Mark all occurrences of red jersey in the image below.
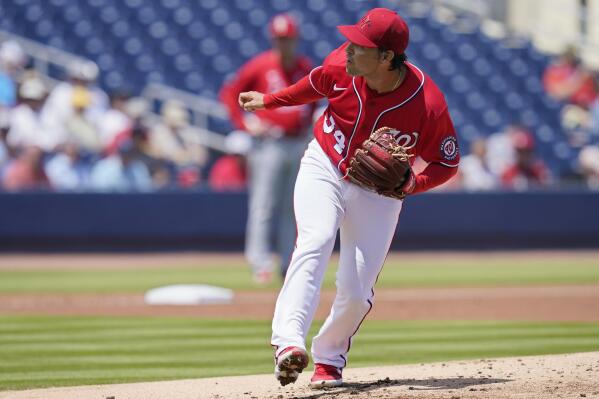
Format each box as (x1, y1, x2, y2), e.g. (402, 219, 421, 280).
(542, 62, 598, 108)
(220, 50, 314, 137)
(264, 43, 459, 194)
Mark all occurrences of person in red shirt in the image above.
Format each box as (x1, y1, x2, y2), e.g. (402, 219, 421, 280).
(240, 8, 460, 388)
(2, 146, 50, 191)
(501, 129, 550, 190)
(208, 131, 250, 191)
(220, 13, 315, 284)
(543, 46, 598, 108)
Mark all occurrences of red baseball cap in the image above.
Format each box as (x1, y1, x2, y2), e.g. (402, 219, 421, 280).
(337, 8, 409, 55)
(269, 13, 299, 38)
(513, 130, 535, 150)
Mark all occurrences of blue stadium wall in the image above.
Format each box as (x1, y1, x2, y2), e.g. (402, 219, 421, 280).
(0, 191, 597, 251)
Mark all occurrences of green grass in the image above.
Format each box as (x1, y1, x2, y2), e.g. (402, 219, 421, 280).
(0, 315, 598, 391)
(0, 257, 598, 293)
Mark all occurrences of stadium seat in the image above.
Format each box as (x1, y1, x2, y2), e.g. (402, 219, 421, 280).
(2, 0, 572, 176)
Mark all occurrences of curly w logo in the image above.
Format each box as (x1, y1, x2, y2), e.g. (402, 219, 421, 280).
(359, 16, 371, 30)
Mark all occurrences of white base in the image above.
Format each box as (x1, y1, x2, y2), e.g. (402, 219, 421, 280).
(144, 284, 234, 305)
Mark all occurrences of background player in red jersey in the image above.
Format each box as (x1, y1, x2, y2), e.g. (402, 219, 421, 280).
(220, 14, 314, 284)
(239, 8, 460, 388)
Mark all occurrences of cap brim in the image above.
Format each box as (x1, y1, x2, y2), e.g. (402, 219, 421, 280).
(337, 25, 378, 48)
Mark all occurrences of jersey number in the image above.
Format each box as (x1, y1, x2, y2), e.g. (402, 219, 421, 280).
(323, 115, 346, 154)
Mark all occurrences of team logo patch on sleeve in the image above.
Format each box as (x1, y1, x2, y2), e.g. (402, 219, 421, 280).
(440, 136, 459, 161)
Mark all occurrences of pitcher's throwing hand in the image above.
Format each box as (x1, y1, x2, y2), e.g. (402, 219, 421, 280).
(238, 91, 265, 112)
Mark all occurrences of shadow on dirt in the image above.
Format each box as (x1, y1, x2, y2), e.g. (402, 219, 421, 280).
(290, 376, 512, 398)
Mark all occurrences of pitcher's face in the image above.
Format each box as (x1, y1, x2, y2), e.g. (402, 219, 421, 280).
(345, 42, 383, 77)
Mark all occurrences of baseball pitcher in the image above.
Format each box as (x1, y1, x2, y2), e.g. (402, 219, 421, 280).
(239, 8, 460, 388)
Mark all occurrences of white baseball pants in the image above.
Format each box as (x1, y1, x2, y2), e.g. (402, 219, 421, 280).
(271, 139, 403, 369)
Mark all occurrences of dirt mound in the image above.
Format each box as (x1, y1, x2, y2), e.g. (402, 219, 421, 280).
(2, 352, 597, 399)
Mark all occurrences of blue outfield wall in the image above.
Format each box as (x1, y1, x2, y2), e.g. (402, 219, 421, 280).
(0, 191, 597, 251)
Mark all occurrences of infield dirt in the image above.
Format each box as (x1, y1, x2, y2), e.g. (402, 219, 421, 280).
(2, 351, 597, 399)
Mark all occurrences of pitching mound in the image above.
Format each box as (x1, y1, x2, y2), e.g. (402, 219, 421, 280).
(2, 352, 598, 399)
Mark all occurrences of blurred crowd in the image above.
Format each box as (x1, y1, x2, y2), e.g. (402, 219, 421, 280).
(441, 45, 599, 192)
(0, 40, 251, 193)
(449, 124, 551, 191)
(543, 46, 599, 189)
(1, 39, 598, 193)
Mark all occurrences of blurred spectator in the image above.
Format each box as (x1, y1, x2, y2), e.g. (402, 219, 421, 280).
(459, 137, 499, 191)
(128, 123, 174, 190)
(105, 97, 149, 153)
(45, 142, 90, 191)
(0, 40, 27, 108)
(543, 46, 598, 108)
(89, 139, 152, 192)
(209, 130, 251, 191)
(219, 13, 314, 281)
(501, 130, 551, 190)
(43, 61, 109, 135)
(64, 85, 102, 152)
(589, 96, 599, 138)
(561, 104, 593, 147)
(98, 91, 133, 148)
(108, 121, 165, 185)
(148, 100, 208, 168)
(578, 145, 599, 189)
(486, 124, 524, 177)
(0, 112, 10, 171)
(1, 146, 49, 191)
(7, 77, 61, 151)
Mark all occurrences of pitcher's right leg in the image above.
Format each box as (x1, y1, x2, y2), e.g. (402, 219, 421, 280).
(271, 140, 345, 385)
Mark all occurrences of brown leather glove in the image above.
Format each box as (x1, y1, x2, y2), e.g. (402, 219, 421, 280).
(347, 127, 415, 200)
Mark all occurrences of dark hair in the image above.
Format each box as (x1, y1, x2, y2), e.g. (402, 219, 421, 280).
(378, 48, 407, 71)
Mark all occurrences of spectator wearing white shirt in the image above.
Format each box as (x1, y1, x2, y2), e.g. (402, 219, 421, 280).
(7, 77, 62, 151)
(579, 145, 599, 189)
(148, 100, 208, 168)
(42, 61, 109, 140)
(459, 138, 499, 191)
(98, 91, 133, 148)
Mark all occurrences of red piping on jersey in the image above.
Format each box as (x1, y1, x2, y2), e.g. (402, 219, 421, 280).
(370, 63, 426, 133)
(438, 161, 459, 168)
(308, 66, 326, 96)
(337, 77, 363, 172)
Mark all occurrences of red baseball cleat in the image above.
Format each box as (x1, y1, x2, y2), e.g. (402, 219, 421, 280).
(274, 346, 309, 386)
(310, 363, 343, 388)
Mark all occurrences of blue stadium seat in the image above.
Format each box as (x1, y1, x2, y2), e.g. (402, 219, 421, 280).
(3, 0, 570, 176)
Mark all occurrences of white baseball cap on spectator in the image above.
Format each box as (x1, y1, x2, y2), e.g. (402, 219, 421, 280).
(124, 97, 149, 119)
(19, 78, 47, 100)
(0, 40, 27, 68)
(68, 61, 99, 82)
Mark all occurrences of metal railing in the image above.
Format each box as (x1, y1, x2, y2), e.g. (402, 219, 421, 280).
(140, 83, 230, 152)
(0, 29, 96, 83)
